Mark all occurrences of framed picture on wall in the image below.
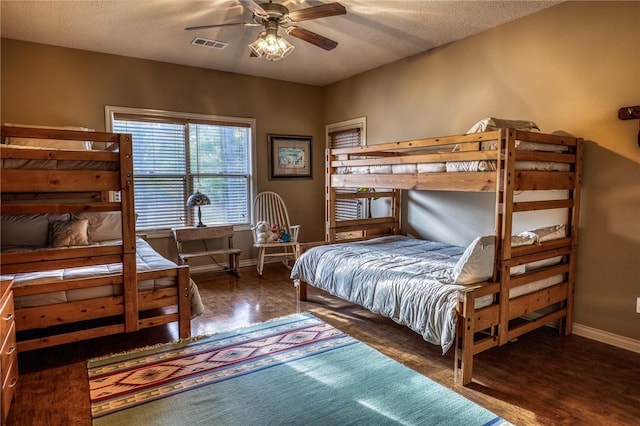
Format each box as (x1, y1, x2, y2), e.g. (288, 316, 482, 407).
(268, 134, 312, 179)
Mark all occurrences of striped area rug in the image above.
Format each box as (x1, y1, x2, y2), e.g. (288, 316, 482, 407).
(88, 312, 512, 425)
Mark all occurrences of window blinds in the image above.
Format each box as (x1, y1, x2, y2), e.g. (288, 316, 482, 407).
(112, 113, 251, 230)
(328, 128, 363, 221)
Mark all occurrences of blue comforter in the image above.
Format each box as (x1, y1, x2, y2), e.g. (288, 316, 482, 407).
(291, 235, 468, 353)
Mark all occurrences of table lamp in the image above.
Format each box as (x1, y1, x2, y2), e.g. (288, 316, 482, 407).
(186, 191, 211, 227)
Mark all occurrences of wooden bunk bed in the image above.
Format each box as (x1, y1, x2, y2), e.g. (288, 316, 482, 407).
(0, 125, 198, 352)
(292, 127, 583, 385)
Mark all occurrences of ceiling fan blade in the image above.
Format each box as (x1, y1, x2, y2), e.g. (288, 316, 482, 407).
(287, 2, 346, 22)
(185, 22, 259, 31)
(239, 0, 269, 19)
(286, 26, 338, 51)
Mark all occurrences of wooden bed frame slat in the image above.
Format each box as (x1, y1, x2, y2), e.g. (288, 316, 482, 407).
(507, 308, 568, 342)
(508, 282, 569, 320)
(0, 255, 125, 275)
(513, 171, 575, 191)
(13, 275, 124, 297)
(139, 313, 180, 330)
(0, 201, 122, 215)
(1, 244, 124, 264)
(16, 296, 126, 330)
(0, 169, 121, 192)
(1, 145, 120, 162)
(17, 324, 126, 352)
(138, 288, 180, 310)
(332, 172, 498, 192)
(330, 131, 502, 155)
(512, 199, 574, 212)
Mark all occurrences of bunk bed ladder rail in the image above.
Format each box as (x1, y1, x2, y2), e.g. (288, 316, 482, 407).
(494, 131, 583, 346)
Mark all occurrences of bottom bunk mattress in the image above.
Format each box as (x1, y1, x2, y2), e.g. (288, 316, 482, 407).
(291, 234, 565, 354)
(291, 235, 468, 353)
(4, 237, 204, 316)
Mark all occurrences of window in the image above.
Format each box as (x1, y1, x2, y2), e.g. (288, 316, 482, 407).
(106, 107, 255, 231)
(327, 118, 367, 221)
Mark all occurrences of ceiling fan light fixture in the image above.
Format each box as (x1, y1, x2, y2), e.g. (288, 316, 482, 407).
(249, 30, 294, 61)
(186, 2, 346, 58)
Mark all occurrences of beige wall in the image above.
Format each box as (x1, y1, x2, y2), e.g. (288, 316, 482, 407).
(1, 39, 328, 262)
(323, 1, 640, 340)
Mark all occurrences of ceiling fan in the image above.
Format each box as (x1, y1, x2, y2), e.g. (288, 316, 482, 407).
(186, 1, 347, 61)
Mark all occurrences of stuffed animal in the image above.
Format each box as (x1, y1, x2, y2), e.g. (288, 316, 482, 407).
(255, 220, 278, 243)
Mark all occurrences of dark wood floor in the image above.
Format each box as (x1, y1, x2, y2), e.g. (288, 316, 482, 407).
(6, 263, 640, 425)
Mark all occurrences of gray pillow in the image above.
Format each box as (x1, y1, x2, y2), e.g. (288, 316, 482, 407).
(48, 219, 90, 247)
(1, 214, 70, 249)
(77, 212, 122, 242)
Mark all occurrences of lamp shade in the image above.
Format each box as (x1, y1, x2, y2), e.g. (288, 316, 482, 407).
(186, 191, 211, 207)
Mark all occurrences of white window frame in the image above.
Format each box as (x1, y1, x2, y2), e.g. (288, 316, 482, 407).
(105, 105, 256, 235)
(326, 117, 367, 147)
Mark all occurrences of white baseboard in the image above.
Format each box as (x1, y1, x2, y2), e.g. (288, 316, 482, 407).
(573, 323, 640, 354)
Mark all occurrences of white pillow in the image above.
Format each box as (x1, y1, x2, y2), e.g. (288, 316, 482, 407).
(77, 212, 122, 242)
(453, 236, 494, 285)
(453, 234, 536, 284)
(467, 118, 540, 134)
(1, 214, 70, 249)
(518, 224, 566, 244)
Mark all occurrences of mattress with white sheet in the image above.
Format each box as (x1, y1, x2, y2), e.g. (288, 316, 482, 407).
(3, 237, 204, 316)
(1, 144, 118, 170)
(335, 139, 570, 175)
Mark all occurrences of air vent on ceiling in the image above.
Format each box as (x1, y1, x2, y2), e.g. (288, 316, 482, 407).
(191, 37, 228, 50)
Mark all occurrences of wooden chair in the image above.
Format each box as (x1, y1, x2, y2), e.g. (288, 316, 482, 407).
(172, 225, 241, 277)
(252, 191, 301, 276)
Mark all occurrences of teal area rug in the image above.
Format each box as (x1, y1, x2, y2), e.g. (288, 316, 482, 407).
(88, 312, 511, 425)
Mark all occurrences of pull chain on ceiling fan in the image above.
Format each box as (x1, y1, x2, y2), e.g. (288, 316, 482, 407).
(186, 1, 346, 61)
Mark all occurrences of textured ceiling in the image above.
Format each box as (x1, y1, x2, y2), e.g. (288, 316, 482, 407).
(1, 0, 560, 86)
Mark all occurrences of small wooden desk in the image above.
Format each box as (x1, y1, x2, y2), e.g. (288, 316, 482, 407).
(172, 225, 241, 277)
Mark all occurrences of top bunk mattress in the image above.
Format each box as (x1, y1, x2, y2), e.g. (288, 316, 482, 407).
(1, 124, 123, 171)
(335, 139, 570, 175)
(1, 144, 119, 171)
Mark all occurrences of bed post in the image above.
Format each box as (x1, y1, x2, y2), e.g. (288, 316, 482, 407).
(564, 138, 583, 335)
(455, 291, 475, 385)
(122, 253, 138, 333)
(497, 129, 517, 346)
(392, 188, 401, 235)
(296, 280, 308, 302)
(177, 266, 192, 339)
(325, 148, 335, 242)
(119, 133, 139, 333)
